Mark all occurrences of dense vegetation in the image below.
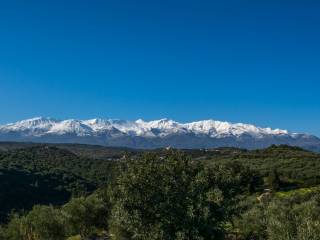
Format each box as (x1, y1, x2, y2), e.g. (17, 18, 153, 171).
(0, 145, 116, 222)
(0, 143, 320, 239)
(108, 153, 253, 240)
(211, 145, 320, 187)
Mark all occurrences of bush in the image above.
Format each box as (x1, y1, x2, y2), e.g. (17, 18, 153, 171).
(5, 205, 66, 240)
(109, 153, 244, 240)
(235, 191, 320, 240)
(2, 193, 110, 239)
(63, 194, 110, 238)
(266, 195, 320, 240)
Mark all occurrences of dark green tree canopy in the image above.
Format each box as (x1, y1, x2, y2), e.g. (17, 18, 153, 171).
(109, 152, 245, 240)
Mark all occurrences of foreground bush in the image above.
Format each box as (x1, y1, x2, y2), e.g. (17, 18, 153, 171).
(63, 193, 110, 238)
(235, 191, 320, 240)
(266, 195, 320, 240)
(109, 153, 245, 240)
(5, 205, 66, 240)
(3, 193, 109, 240)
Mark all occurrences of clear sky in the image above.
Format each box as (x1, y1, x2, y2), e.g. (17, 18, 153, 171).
(0, 0, 319, 136)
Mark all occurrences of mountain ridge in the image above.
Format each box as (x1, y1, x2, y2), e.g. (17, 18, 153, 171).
(0, 117, 319, 151)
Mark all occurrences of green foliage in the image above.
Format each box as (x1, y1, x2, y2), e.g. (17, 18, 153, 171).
(1, 143, 320, 239)
(0, 146, 116, 222)
(0, 168, 70, 223)
(4, 205, 66, 240)
(0, 142, 136, 160)
(266, 194, 320, 240)
(109, 152, 245, 240)
(234, 190, 320, 240)
(211, 145, 320, 188)
(267, 169, 281, 191)
(0, 146, 116, 189)
(2, 194, 110, 240)
(63, 193, 110, 238)
(0, 226, 6, 240)
(223, 161, 264, 193)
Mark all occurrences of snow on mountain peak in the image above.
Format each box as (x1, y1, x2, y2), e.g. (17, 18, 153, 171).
(48, 119, 92, 136)
(184, 120, 289, 137)
(0, 117, 293, 138)
(1, 117, 319, 150)
(2, 117, 56, 132)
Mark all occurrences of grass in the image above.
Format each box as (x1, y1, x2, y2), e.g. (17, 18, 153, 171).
(67, 236, 81, 240)
(276, 186, 320, 198)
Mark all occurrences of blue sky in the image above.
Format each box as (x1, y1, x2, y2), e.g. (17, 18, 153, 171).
(0, 0, 319, 136)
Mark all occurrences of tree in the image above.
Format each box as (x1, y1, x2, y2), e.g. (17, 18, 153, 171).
(0, 226, 6, 240)
(63, 194, 110, 238)
(266, 194, 320, 240)
(268, 169, 281, 191)
(224, 161, 263, 193)
(109, 152, 244, 240)
(234, 190, 320, 240)
(5, 205, 66, 240)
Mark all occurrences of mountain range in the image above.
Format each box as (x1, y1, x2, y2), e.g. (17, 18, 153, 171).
(0, 117, 319, 151)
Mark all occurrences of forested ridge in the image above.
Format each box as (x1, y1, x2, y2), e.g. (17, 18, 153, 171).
(0, 145, 116, 223)
(0, 143, 320, 239)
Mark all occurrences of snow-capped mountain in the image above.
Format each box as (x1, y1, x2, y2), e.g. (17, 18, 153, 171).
(0, 117, 319, 151)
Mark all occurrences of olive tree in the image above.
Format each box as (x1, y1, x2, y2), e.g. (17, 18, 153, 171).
(109, 152, 244, 240)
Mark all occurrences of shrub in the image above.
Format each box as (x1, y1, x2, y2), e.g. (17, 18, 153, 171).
(5, 205, 66, 240)
(109, 153, 244, 240)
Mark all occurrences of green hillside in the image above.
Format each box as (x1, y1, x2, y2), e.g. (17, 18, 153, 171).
(1, 143, 320, 239)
